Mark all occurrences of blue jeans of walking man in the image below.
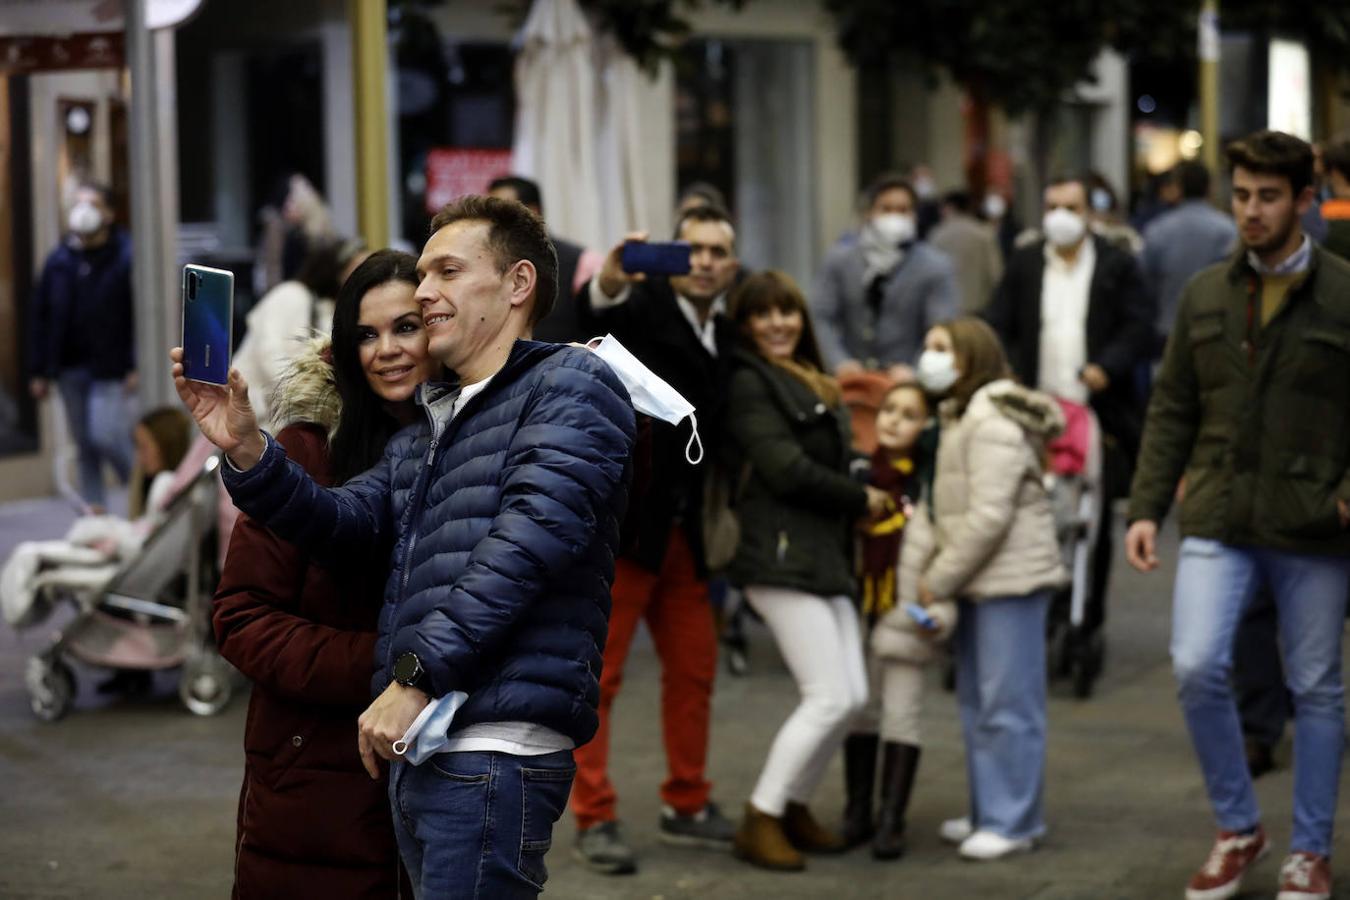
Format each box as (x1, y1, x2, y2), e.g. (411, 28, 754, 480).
(57, 367, 133, 507)
(1171, 537, 1349, 857)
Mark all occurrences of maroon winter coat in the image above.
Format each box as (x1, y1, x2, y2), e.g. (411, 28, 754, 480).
(214, 423, 407, 898)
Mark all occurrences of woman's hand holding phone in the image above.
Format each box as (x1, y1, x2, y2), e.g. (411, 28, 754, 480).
(169, 347, 265, 470)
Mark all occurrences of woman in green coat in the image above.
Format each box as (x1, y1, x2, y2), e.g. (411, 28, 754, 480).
(724, 271, 891, 871)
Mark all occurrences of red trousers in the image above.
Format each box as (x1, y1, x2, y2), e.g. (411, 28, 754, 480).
(571, 529, 718, 829)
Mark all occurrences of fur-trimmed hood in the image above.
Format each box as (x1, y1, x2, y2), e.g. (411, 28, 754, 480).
(942, 378, 1065, 439)
(268, 335, 341, 435)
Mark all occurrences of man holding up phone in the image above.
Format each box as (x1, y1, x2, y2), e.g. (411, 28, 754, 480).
(570, 204, 741, 874)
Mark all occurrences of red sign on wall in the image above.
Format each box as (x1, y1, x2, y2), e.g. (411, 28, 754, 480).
(424, 148, 514, 214)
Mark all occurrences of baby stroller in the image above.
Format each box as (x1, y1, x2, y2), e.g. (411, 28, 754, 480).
(19, 455, 234, 721)
(1043, 398, 1105, 699)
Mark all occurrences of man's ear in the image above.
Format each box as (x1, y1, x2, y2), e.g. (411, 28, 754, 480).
(506, 259, 537, 311)
(1295, 184, 1316, 218)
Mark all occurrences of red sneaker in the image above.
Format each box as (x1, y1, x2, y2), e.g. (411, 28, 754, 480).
(1184, 827, 1269, 900)
(1277, 852, 1331, 900)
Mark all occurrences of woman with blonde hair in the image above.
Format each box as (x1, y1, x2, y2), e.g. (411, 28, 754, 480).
(722, 270, 891, 871)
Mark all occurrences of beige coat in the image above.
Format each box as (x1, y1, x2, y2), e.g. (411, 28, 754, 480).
(922, 379, 1068, 602)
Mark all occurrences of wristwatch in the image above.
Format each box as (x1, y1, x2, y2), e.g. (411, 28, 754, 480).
(393, 652, 426, 690)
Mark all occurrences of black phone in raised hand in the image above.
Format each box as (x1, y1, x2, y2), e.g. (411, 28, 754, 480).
(620, 241, 692, 276)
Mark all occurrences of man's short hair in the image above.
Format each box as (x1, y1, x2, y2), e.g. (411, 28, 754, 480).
(76, 181, 114, 207)
(1045, 173, 1090, 202)
(1321, 133, 1350, 183)
(488, 175, 543, 213)
(864, 172, 916, 209)
(1171, 161, 1211, 200)
(429, 195, 558, 325)
(674, 203, 737, 248)
(1226, 130, 1314, 197)
(678, 181, 728, 211)
(942, 190, 972, 214)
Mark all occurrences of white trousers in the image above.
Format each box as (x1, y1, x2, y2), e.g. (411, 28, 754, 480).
(744, 587, 868, 816)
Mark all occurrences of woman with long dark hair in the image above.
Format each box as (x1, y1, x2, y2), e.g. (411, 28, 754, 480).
(214, 249, 440, 897)
(722, 271, 890, 871)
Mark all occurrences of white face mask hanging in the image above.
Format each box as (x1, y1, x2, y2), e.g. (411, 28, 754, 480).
(589, 334, 704, 465)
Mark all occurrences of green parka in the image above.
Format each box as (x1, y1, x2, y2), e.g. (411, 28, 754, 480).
(1128, 244, 1350, 554)
(724, 348, 868, 596)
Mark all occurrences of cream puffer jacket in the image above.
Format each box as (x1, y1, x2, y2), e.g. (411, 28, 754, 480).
(920, 379, 1068, 602)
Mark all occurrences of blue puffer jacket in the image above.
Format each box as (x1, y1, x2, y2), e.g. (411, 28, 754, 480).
(223, 341, 635, 745)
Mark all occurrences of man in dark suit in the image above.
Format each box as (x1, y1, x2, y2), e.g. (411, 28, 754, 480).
(569, 205, 741, 874)
(985, 175, 1155, 662)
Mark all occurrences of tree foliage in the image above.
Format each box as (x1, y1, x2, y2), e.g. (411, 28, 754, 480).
(824, 0, 1350, 116)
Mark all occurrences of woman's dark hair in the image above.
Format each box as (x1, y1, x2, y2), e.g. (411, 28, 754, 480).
(328, 249, 424, 484)
(729, 270, 828, 371)
(296, 235, 367, 301)
(729, 270, 840, 406)
(941, 316, 1014, 413)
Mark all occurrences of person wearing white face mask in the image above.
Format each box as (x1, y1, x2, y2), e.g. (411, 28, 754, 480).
(984, 174, 1155, 695)
(811, 173, 960, 383)
(911, 318, 1067, 861)
(27, 182, 136, 510)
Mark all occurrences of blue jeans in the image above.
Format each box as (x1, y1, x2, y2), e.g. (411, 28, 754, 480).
(1171, 537, 1349, 856)
(56, 368, 133, 507)
(954, 590, 1050, 841)
(390, 750, 575, 899)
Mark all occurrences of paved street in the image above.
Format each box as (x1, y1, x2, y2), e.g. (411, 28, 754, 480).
(0, 496, 1347, 899)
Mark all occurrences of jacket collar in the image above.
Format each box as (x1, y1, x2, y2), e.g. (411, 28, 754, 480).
(733, 345, 834, 420)
(414, 339, 561, 411)
(1226, 239, 1325, 285)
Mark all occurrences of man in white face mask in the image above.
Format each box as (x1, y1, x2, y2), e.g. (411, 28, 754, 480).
(27, 182, 136, 510)
(811, 173, 959, 382)
(984, 174, 1155, 685)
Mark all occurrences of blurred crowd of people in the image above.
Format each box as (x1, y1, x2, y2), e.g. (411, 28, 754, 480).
(15, 123, 1350, 899)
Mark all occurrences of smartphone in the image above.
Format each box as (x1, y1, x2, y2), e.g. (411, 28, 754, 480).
(180, 264, 234, 386)
(620, 241, 692, 276)
(904, 603, 937, 630)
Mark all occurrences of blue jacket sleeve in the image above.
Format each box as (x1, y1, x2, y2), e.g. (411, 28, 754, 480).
(221, 430, 395, 563)
(389, 354, 636, 697)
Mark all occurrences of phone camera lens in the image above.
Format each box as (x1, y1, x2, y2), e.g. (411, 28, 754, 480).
(187, 271, 199, 300)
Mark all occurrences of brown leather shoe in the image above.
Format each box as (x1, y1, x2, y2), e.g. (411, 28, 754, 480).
(783, 802, 847, 854)
(733, 804, 806, 871)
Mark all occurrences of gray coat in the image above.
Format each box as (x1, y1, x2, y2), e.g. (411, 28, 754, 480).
(810, 240, 960, 370)
(1141, 200, 1236, 338)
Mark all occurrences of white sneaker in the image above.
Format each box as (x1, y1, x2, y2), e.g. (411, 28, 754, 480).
(939, 817, 973, 844)
(959, 829, 1036, 861)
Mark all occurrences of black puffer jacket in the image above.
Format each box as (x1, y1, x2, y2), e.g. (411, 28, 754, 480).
(724, 348, 868, 597)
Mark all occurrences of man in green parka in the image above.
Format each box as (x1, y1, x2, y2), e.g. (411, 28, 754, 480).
(1125, 130, 1350, 900)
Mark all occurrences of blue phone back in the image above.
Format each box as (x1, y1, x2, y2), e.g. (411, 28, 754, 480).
(620, 241, 692, 276)
(181, 265, 234, 385)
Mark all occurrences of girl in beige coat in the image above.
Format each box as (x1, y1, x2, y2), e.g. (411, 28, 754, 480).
(880, 317, 1066, 862)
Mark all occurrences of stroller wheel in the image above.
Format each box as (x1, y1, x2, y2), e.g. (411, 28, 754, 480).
(1071, 631, 1105, 700)
(180, 653, 233, 716)
(26, 655, 76, 722)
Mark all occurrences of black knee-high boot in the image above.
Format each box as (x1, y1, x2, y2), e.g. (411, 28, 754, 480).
(840, 733, 879, 848)
(872, 742, 921, 860)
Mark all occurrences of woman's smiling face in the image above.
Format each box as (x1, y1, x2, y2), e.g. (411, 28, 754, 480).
(356, 280, 438, 404)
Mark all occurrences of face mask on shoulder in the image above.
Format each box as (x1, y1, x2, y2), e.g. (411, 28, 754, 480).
(590, 334, 704, 465)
